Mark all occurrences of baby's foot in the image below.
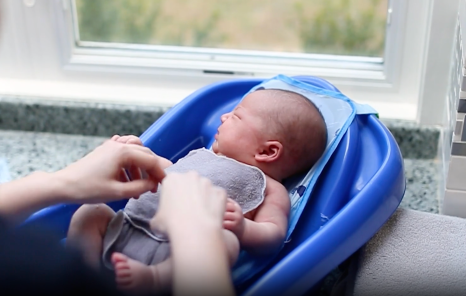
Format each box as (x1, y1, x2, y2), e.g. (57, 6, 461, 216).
(111, 252, 160, 295)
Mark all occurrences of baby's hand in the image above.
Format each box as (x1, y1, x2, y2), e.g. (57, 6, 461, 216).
(223, 198, 245, 238)
(111, 135, 143, 146)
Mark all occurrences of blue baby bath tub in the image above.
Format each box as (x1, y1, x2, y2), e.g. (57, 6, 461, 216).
(24, 76, 405, 296)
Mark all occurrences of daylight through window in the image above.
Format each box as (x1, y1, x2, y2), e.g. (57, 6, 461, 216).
(74, 0, 388, 60)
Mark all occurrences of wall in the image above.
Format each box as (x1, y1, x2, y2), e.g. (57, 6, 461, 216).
(443, 0, 466, 216)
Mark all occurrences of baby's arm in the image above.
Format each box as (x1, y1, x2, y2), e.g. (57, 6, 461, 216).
(224, 177, 290, 256)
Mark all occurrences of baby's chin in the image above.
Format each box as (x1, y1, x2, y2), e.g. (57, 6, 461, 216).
(211, 142, 224, 156)
(211, 140, 219, 153)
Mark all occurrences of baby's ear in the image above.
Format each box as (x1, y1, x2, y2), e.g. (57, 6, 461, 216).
(255, 141, 283, 163)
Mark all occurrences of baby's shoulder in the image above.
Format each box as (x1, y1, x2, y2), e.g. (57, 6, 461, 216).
(264, 175, 287, 192)
(264, 176, 289, 207)
(252, 175, 290, 221)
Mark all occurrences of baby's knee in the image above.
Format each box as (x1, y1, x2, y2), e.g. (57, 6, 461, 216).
(71, 204, 115, 227)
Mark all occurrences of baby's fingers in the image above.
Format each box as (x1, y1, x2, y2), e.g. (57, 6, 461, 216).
(223, 220, 236, 230)
(119, 135, 143, 146)
(223, 212, 238, 221)
(225, 201, 237, 212)
(117, 135, 142, 145)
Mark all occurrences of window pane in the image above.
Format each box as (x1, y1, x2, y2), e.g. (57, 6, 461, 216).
(75, 0, 388, 58)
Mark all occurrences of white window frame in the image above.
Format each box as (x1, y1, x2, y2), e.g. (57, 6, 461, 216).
(0, 0, 458, 125)
(67, 0, 385, 78)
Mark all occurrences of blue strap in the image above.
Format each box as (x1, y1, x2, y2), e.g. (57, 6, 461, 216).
(355, 102, 378, 116)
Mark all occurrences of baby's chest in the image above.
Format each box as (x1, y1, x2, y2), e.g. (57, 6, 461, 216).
(244, 208, 258, 220)
(169, 153, 266, 213)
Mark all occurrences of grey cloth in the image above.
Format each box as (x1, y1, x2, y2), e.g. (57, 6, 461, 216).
(102, 211, 170, 269)
(346, 208, 466, 296)
(125, 148, 266, 227)
(102, 148, 266, 268)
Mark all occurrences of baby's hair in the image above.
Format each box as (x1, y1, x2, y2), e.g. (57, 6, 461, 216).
(255, 89, 327, 176)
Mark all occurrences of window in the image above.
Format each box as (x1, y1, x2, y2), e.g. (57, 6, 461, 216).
(0, 0, 458, 124)
(71, 0, 387, 75)
(74, 0, 387, 56)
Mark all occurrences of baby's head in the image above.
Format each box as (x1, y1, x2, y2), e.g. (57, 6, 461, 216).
(212, 88, 327, 181)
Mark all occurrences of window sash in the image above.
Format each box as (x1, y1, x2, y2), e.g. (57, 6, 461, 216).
(68, 0, 388, 78)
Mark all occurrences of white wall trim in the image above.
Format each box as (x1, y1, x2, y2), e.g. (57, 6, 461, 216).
(417, 0, 459, 125)
(0, 0, 458, 124)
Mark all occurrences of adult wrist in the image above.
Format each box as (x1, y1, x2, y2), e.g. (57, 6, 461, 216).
(48, 169, 78, 203)
(169, 219, 222, 241)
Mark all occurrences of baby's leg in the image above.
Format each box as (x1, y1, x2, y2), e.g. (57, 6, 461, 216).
(111, 230, 239, 295)
(67, 203, 116, 268)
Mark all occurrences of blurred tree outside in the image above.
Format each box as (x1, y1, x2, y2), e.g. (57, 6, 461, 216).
(75, 0, 387, 57)
(76, 0, 160, 43)
(294, 0, 387, 56)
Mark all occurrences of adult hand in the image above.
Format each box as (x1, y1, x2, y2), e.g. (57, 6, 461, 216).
(111, 134, 148, 181)
(150, 171, 227, 237)
(56, 139, 166, 204)
(0, 137, 166, 224)
(150, 171, 234, 296)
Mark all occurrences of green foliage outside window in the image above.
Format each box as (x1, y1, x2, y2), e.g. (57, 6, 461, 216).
(76, 0, 387, 57)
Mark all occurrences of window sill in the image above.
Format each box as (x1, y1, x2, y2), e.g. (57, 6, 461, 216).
(0, 78, 417, 121)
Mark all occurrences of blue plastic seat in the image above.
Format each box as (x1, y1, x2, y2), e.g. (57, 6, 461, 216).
(24, 76, 405, 295)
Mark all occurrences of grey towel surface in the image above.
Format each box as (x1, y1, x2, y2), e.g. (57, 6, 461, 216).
(124, 148, 266, 226)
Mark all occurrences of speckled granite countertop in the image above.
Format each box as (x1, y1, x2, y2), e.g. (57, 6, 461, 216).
(0, 130, 442, 214)
(0, 129, 443, 296)
(0, 96, 440, 159)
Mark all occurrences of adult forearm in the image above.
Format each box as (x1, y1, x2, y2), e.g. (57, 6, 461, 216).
(0, 171, 69, 224)
(0, 139, 166, 225)
(170, 225, 234, 296)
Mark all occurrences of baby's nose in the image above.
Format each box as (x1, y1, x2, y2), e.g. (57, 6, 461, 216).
(220, 112, 230, 122)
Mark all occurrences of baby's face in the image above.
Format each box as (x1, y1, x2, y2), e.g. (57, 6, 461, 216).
(212, 92, 267, 164)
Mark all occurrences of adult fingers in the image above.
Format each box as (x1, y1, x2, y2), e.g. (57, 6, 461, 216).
(115, 142, 157, 156)
(150, 214, 166, 235)
(127, 137, 143, 146)
(119, 168, 130, 183)
(112, 179, 156, 199)
(208, 186, 228, 221)
(120, 148, 166, 182)
(127, 165, 143, 181)
(212, 187, 227, 205)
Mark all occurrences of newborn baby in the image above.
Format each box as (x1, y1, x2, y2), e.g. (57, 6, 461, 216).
(67, 88, 327, 295)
